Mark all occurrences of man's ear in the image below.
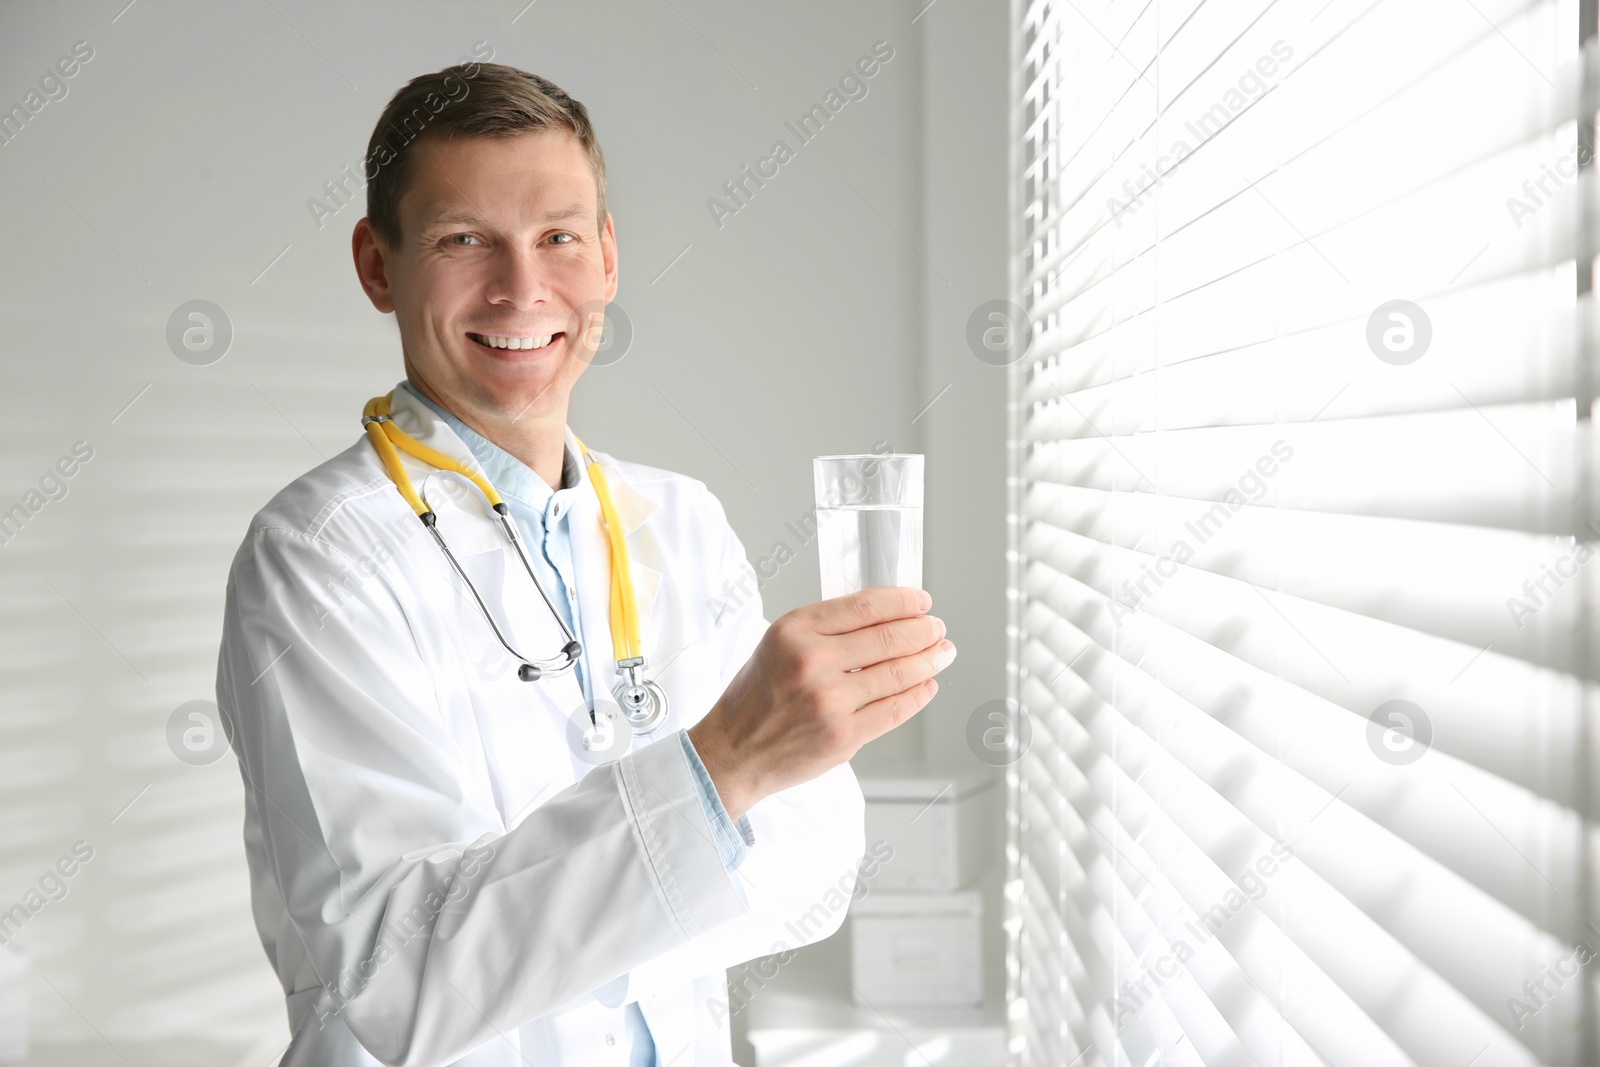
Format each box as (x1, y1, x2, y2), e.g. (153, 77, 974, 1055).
(600, 211, 619, 304)
(352, 217, 396, 313)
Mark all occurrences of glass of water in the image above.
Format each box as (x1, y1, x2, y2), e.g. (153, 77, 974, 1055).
(813, 454, 923, 600)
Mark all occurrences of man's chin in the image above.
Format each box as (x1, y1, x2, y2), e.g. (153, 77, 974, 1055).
(466, 369, 577, 424)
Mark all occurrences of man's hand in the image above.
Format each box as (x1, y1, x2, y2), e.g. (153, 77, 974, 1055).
(686, 588, 956, 822)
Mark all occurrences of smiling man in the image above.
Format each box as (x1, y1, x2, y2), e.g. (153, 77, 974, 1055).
(216, 63, 956, 1066)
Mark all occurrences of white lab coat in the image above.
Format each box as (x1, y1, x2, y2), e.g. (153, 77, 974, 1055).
(215, 383, 866, 1066)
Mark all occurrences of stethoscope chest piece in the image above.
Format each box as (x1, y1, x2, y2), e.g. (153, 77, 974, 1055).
(613, 658, 669, 733)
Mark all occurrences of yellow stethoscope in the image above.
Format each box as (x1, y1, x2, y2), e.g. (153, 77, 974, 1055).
(361, 391, 668, 734)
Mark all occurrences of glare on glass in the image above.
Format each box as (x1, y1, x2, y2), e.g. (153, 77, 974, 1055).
(813, 454, 924, 600)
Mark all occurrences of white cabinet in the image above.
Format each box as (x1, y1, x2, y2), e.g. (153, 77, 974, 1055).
(850, 889, 983, 1007)
(860, 770, 996, 891)
(741, 886, 1005, 1067)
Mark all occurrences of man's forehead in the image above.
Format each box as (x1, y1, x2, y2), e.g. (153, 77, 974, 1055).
(409, 129, 585, 178)
(404, 135, 599, 229)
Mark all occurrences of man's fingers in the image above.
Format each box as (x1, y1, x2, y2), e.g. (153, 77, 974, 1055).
(840, 614, 946, 672)
(847, 639, 956, 710)
(852, 676, 940, 744)
(809, 587, 929, 636)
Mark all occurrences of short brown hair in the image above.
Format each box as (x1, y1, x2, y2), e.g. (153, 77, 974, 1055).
(363, 62, 607, 246)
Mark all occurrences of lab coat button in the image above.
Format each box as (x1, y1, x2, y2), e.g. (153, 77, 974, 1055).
(605, 1032, 616, 1046)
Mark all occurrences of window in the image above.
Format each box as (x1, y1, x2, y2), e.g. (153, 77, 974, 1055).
(1007, 0, 1592, 1063)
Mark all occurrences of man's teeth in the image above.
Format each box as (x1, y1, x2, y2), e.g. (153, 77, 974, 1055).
(473, 333, 555, 350)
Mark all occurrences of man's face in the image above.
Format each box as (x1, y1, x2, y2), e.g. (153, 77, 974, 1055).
(355, 129, 617, 424)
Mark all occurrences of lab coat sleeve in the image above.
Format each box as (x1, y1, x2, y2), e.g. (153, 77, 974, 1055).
(681, 731, 751, 903)
(619, 490, 868, 1005)
(217, 523, 749, 1067)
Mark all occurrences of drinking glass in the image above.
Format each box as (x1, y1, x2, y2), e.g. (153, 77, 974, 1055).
(813, 454, 924, 600)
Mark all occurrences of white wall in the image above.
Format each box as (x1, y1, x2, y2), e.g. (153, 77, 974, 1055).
(0, 0, 1005, 1054)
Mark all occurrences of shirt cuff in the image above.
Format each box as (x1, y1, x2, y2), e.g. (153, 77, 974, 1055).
(679, 728, 755, 872)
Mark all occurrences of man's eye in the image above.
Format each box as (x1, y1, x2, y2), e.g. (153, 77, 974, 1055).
(446, 233, 481, 246)
(549, 232, 574, 245)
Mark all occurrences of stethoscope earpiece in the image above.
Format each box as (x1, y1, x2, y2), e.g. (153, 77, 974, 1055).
(520, 641, 584, 682)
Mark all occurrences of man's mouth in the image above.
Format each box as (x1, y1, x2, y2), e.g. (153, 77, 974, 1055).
(467, 332, 563, 352)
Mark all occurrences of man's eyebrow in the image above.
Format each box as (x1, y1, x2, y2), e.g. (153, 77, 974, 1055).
(420, 204, 593, 228)
(539, 204, 592, 223)
(421, 209, 485, 228)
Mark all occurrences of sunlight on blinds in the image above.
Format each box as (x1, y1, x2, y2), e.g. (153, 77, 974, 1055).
(1006, 0, 1591, 1064)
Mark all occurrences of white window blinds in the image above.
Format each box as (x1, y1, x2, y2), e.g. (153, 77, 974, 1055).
(1005, 0, 1593, 1064)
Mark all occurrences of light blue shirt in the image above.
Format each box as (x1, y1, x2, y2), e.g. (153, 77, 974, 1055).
(400, 381, 751, 1065)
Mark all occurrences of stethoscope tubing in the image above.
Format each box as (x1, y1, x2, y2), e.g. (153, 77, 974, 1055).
(363, 391, 669, 734)
(417, 474, 582, 682)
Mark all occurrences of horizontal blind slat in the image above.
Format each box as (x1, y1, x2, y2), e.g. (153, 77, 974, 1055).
(1025, 620, 1562, 1063)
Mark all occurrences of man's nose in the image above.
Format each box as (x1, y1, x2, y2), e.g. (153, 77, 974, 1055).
(485, 246, 555, 309)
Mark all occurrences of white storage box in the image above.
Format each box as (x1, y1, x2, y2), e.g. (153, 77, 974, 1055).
(860, 770, 995, 891)
(849, 889, 982, 1006)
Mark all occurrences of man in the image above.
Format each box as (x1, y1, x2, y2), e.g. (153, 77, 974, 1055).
(216, 62, 956, 1066)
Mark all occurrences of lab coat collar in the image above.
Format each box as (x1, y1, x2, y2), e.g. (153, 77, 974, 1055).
(384, 381, 486, 480)
(584, 446, 657, 537)
(397, 380, 583, 515)
(386, 381, 657, 535)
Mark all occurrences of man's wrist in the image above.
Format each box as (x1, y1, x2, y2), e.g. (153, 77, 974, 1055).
(686, 719, 755, 823)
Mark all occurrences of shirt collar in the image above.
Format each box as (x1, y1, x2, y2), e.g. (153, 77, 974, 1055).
(399, 380, 580, 511)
